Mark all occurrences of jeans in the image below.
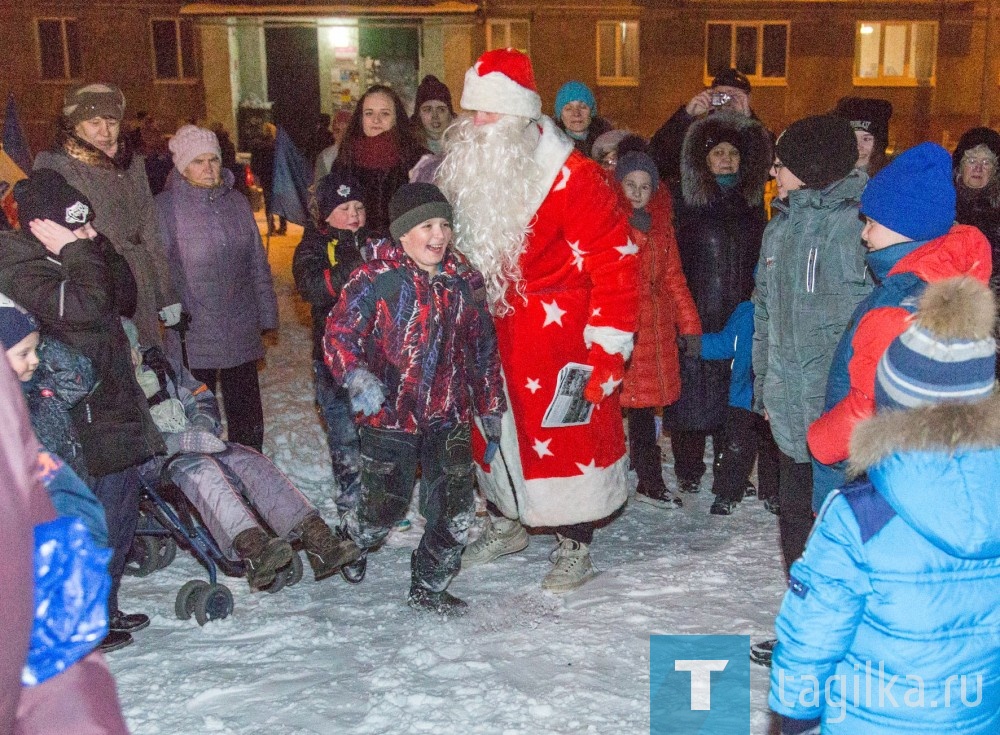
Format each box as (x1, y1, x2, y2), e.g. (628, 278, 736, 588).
(192, 361, 264, 452)
(91, 466, 142, 613)
(314, 360, 362, 518)
(345, 424, 474, 592)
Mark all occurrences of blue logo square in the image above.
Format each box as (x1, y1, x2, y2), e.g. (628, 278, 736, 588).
(650, 635, 750, 734)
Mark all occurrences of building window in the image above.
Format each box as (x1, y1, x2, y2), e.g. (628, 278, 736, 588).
(854, 21, 937, 86)
(486, 20, 530, 55)
(151, 19, 197, 80)
(596, 21, 639, 87)
(705, 21, 788, 85)
(36, 18, 83, 80)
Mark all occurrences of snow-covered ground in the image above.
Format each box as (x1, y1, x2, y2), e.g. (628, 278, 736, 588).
(110, 221, 785, 734)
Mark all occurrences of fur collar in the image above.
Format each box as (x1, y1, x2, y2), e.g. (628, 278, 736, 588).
(525, 116, 575, 220)
(848, 393, 1000, 476)
(57, 128, 134, 170)
(680, 110, 772, 209)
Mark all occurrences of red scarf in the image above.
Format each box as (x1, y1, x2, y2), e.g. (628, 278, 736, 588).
(354, 131, 401, 170)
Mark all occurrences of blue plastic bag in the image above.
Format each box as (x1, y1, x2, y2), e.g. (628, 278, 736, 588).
(21, 516, 111, 687)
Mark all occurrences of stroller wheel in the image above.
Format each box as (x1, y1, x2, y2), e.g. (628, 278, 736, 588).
(156, 538, 178, 570)
(285, 552, 304, 587)
(176, 580, 209, 620)
(125, 536, 160, 577)
(194, 583, 234, 626)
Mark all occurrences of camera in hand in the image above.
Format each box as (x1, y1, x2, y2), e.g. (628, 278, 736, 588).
(711, 91, 733, 107)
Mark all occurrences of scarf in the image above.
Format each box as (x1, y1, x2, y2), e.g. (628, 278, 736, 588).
(715, 173, 740, 190)
(630, 208, 651, 233)
(354, 131, 401, 171)
(58, 128, 134, 170)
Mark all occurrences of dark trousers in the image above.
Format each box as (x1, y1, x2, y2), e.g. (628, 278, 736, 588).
(483, 500, 597, 545)
(92, 466, 142, 613)
(627, 407, 666, 493)
(670, 428, 724, 484)
(777, 451, 814, 575)
(712, 408, 780, 502)
(313, 360, 361, 518)
(348, 424, 474, 592)
(192, 361, 264, 453)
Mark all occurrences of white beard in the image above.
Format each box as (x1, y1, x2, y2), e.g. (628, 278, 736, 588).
(435, 115, 543, 316)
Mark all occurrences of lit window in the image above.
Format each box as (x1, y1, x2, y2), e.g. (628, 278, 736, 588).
(705, 21, 788, 85)
(596, 21, 639, 87)
(151, 19, 197, 80)
(486, 20, 530, 55)
(854, 21, 937, 86)
(36, 18, 82, 80)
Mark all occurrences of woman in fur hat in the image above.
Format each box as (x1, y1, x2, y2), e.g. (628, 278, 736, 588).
(953, 127, 1000, 296)
(661, 110, 771, 495)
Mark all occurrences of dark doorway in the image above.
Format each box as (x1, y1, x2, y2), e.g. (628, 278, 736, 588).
(264, 26, 321, 151)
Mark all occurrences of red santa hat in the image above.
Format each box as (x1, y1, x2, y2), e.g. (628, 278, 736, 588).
(460, 48, 542, 120)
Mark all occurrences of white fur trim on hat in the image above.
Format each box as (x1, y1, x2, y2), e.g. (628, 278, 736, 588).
(168, 124, 222, 174)
(460, 66, 542, 120)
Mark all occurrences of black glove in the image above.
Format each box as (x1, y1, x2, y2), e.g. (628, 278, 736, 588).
(677, 334, 702, 358)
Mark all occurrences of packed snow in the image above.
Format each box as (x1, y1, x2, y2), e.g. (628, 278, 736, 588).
(109, 221, 785, 734)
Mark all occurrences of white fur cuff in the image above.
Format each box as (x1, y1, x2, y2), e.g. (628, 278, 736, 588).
(584, 325, 634, 360)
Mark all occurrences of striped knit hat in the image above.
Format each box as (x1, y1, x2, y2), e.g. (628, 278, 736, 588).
(875, 277, 997, 411)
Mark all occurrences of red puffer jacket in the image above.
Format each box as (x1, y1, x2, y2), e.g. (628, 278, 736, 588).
(621, 188, 702, 408)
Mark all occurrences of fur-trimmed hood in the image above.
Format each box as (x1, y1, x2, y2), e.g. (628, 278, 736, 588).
(848, 393, 1000, 558)
(680, 110, 772, 208)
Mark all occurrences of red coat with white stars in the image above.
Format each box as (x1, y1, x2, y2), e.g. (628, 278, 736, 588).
(472, 118, 639, 527)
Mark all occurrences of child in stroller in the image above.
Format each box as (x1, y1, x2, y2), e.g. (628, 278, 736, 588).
(125, 320, 357, 589)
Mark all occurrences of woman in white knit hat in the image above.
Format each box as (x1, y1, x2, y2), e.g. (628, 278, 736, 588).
(154, 124, 278, 453)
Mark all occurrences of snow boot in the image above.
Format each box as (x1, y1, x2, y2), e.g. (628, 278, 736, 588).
(678, 478, 701, 494)
(233, 526, 294, 591)
(710, 498, 739, 516)
(341, 552, 367, 584)
(750, 638, 777, 667)
(635, 483, 683, 509)
(541, 535, 595, 593)
(297, 515, 361, 582)
(99, 630, 133, 653)
(461, 514, 528, 568)
(110, 610, 150, 633)
(407, 552, 468, 618)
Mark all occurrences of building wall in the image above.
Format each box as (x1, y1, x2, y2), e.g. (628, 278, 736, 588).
(480, 0, 1000, 151)
(0, 1, 206, 155)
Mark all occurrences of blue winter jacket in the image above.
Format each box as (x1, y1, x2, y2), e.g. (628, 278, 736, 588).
(770, 396, 1000, 734)
(700, 300, 754, 411)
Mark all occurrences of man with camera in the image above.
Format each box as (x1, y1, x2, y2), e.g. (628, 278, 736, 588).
(649, 68, 757, 193)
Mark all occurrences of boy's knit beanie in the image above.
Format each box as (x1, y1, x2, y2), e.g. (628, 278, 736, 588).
(0, 294, 39, 349)
(388, 183, 453, 242)
(875, 277, 996, 411)
(316, 167, 366, 219)
(13, 169, 96, 229)
(616, 151, 660, 193)
(555, 81, 596, 118)
(774, 115, 857, 189)
(861, 142, 956, 242)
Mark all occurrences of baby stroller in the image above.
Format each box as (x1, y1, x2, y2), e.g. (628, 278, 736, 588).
(126, 455, 305, 625)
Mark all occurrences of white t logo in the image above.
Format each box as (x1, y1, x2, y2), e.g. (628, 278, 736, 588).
(674, 659, 729, 710)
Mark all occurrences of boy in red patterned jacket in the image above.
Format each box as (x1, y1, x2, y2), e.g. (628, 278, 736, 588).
(324, 183, 506, 617)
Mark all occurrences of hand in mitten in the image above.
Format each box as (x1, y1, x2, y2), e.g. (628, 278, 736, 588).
(345, 368, 387, 417)
(158, 303, 183, 327)
(676, 334, 702, 358)
(176, 430, 226, 455)
(583, 345, 626, 404)
(480, 415, 502, 464)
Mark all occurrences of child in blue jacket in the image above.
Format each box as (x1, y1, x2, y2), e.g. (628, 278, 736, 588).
(695, 299, 780, 515)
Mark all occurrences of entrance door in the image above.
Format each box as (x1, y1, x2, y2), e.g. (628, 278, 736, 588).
(264, 26, 321, 151)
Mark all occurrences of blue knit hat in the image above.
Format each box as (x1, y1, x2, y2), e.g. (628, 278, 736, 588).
(875, 277, 996, 411)
(555, 81, 596, 119)
(0, 294, 39, 349)
(861, 142, 956, 242)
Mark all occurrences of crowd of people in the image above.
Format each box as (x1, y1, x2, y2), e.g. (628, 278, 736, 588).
(2, 50, 1000, 734)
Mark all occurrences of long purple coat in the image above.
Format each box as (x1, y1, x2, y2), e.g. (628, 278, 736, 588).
(155, 168, 278, 369)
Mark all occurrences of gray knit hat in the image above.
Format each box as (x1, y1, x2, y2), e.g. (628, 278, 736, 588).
(388, 183, 453, 242)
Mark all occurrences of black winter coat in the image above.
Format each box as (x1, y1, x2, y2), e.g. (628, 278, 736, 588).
(956, 184, 1000, 293)
(0, 231, 164, 477)
(292, 223, 368, 362)
(556, 116, 613, 160)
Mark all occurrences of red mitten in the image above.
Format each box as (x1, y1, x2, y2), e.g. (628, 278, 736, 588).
(583, 345, 626, 404)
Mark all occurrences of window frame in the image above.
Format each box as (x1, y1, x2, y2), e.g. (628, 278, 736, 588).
(485, 18, 530, 55)
(150, 17, 198, 83)
(853, 20, 938, 87)
(35, 17, 82, 82)
(595, 20, 639, 88)
(703, 20, 789, 87)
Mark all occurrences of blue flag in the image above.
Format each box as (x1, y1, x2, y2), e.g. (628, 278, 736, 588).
(271, 126, 309, 226)
(3, 93, 32, 174)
